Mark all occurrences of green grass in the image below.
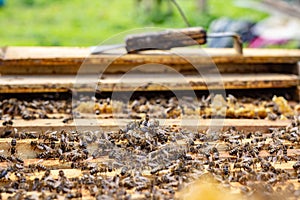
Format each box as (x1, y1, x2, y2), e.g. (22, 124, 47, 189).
(0, 0, 269, 46)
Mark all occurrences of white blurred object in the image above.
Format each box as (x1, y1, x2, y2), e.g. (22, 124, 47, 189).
(236, 0, 300, 41)
(253, 16, 300, 40)
(236, 0, 300, 18)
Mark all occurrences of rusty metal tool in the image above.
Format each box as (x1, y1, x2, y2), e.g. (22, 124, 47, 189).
(91, 27, 243, 55)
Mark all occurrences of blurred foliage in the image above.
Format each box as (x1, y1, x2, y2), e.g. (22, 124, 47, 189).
(0, 0, 269, 46)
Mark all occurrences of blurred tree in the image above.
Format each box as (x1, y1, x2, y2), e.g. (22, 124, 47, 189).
(0, 0, 5, 7)
(135, 0, 173, 23)
(197, 0, 208, 13)
(23, 0, 35, 6)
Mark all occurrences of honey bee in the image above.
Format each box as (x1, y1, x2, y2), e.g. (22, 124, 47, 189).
(2, 119, 13, 126)
(2, 130, 12, 138)
(121, 166, 130, 176)
(28, 163, 47, 172)
(293, 161, 300, 170)
(0, 154, 8, 162)
(65, 193, 82, 199)
(222, 163, 230, 177)
(0, 169, 9, 179)
(9, 138, 17, 155)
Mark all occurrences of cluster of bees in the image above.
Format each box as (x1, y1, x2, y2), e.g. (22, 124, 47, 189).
(0, 98, 72, 121)
(126, 95, 299, 120)
(0, 95, 299, 123)
(0, 115, 300, 199)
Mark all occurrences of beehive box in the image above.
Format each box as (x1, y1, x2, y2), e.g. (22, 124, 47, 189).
(0, 47, 300, 199)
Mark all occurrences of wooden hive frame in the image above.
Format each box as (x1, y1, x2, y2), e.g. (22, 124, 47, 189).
(0, 47, 299, 98)
(0, 46, 300, 199)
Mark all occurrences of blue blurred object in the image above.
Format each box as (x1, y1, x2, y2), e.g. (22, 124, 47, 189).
(0, 0, 5, 7)
(207, 17, 256, 48)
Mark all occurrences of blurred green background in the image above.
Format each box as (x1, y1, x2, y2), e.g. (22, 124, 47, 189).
(0, 0, 268, 46)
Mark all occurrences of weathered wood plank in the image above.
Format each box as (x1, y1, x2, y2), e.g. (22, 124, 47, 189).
(0, 190, 95, 200)
(0, 63, 297, 75)
(0, 153, 298, 172)
(0, 73, 297, 93)
(0, 118, 291, 133)
(0, 118, 294, 160)
(0, 157, 297, 181)
(2, 47, 300, 64)
(1, 47, 300, 75)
